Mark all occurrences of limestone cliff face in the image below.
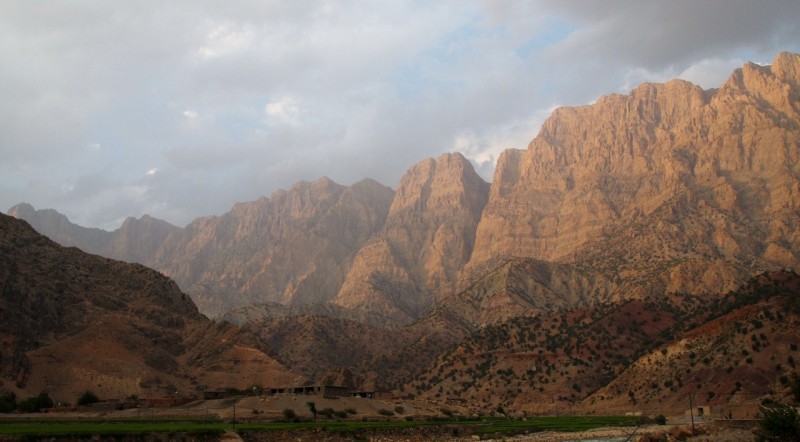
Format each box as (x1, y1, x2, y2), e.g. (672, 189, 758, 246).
(10, 178, 394, 316)
(334, 152, 489, 324)
(465, 52, 800, 297)
(157, 177, 394, 315)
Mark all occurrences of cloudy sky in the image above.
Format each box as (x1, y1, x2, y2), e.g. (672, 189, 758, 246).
(2, 1, 799, 229)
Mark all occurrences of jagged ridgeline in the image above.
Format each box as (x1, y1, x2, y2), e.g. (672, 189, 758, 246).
(3, 51, 800, 414)
(11, 52, 800, 325)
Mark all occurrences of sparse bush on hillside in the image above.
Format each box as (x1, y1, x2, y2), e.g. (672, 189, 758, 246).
(282, 408, 297, 421)
(792, 372, 800, 403)
(16, 391, 53, 413)
(0, 392, 16, 413)
(77, 390, 99, 406)
(306, 401, 316, 421)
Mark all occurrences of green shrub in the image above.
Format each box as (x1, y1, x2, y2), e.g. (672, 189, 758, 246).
(654, 414, 667, 425)
(377, 408, 394, 416)
(0, 392, 16, 413)
(756, 404, 800, 441)
(282, 408, 296, 420)
(394, 405, 405, 414)
(77, 391, 100, 406)
(792, 372, 800, 403)
(17, 392, 53, 413)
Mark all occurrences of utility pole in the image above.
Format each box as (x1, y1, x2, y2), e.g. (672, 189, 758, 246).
(688, 394, 695, 436)
(232, 403, 236, 431)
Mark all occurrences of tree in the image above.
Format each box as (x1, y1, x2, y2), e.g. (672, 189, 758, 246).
(0, 392, 16, 413)
(78, 391, 100, 406)
(282, 408, 297, 421)
(306, 401, 317, 421)
(17, 392, 53, 413)
(756, 404, 800, 441)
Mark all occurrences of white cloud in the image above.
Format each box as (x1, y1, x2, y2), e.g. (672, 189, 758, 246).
(677, 57, 745, 89)
(197, 21, 255, 60)
(265, 97, 302, 126)
(146, 168, 159, 176)
(1, 1, 799, 228)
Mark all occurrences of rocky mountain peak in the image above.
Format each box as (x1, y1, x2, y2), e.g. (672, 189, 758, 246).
(333, 153, 489, 324)
(465, 52, 800, 298)
(8, 52, 800, 327)
(389, 152, 487, 222)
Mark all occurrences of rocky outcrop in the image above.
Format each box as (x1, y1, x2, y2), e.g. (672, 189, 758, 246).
(333, 152, 489, 324)
(463, 51, 800, 299)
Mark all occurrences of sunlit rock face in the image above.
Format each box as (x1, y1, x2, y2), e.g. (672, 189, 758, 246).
(463, 52, 800, 300)
(334, 152, 489, 324)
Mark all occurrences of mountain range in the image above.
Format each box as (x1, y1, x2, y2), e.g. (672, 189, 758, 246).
(4, 51, 800, 414)
(11, 52, 800, 326)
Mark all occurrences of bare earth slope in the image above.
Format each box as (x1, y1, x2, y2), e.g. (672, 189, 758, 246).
(404, 271, 800, 416)
(0, 213, 297, 402)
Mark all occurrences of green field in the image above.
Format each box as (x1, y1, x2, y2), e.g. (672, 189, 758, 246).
(0, 415, 642, 439)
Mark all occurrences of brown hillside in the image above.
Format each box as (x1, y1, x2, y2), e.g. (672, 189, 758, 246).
(0, 213, 297, 403)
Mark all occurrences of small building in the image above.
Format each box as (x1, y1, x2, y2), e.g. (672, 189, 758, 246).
(139, 396, 194, 408)
(203, 390, 229, 400)
(685, 405, 711, 418)
(352, 391, 392, 400)
(268, 385, 350, 397)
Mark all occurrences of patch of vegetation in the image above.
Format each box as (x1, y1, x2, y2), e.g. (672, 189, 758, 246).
(0, 415, 642, 439)
(16, 391, 54, 413)
(282, 408, 297, 421)
(77, 390, 100, 406)
(756, 404, 800, 441)
(0, 392, 16, 413)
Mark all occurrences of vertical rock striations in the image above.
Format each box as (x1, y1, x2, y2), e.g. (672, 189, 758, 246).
(464, 51, 800, 298)
(334, 152, 489, 324)
(157, 177, 395, 315)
